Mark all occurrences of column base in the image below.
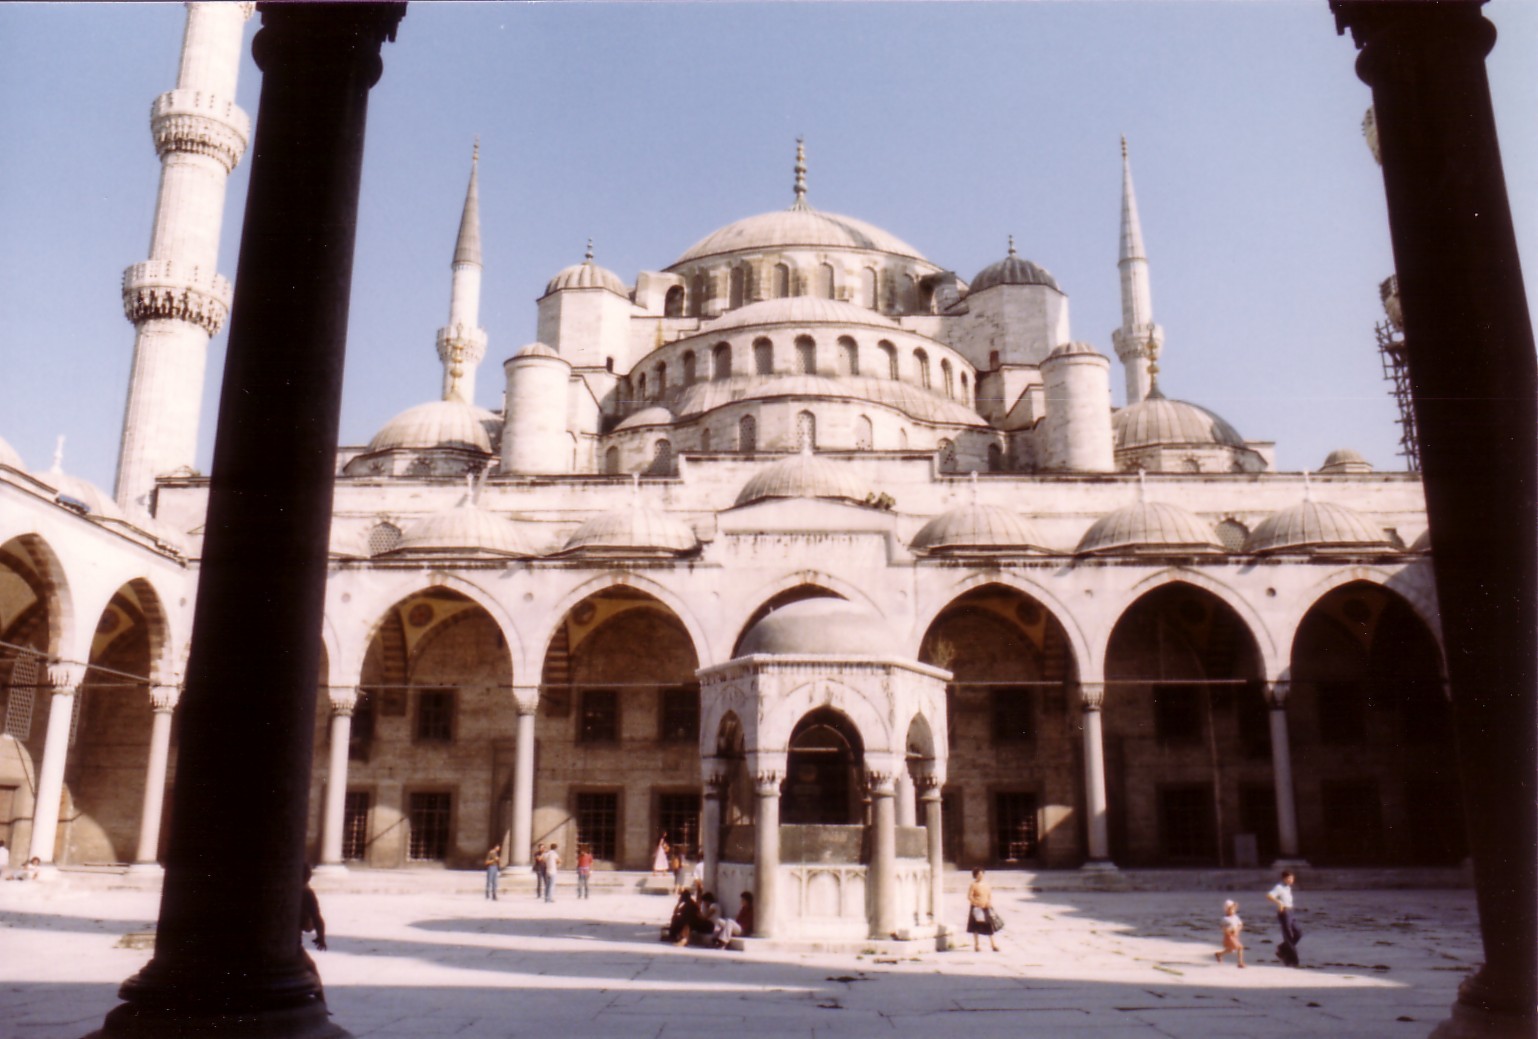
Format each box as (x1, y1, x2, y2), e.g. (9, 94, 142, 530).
(1427, 999, 1536, 1039)
(311, 863, 349, 877)
(1269, 858, 1310, 870)
(125, 862, 165, 877)
(87, 1000, 350, 1039)
(1079, 859, 1118, 873)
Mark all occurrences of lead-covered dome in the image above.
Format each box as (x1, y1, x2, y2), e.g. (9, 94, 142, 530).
(735, 451, 873, 508)
(737, 598, 895, 657)
(542, 246, 628, 298)
(1243, 500, 1391, 554)
(614, 406, 674, 431)
(368, 400, 495, 454)
(394, 502, 537, 557)
(1113, 388, 1245, 451)
(704, 296, 902, 335)
(970, 241, 1061, 294)
(1319, 448, 1373, 474)
(39, 465, 122, 519)
(561, 506, 698, 556)
(911, 504, 1052, 554)
(674, 207, 928, 267)
(1077, 501, 1224, 555)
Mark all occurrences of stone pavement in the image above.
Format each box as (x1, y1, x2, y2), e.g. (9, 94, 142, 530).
(0, 874, 1480, 1038)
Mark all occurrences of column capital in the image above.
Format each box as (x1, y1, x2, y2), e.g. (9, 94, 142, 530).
(149, 684, 182, 712)
(46, 661, 87, 692)
(914, 769, 944, 795)
(512, 686, 540, 715)
(700, 757, 729, 789)
(1076, 681, 1106, 711)
(864, 770, 898, 796)
(326, 686, 359, 716)
(1264, 681, 1292, 709)
(753, 771, 783, 796)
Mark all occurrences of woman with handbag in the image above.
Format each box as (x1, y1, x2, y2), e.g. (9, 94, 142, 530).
(966, 868, 1001, 951)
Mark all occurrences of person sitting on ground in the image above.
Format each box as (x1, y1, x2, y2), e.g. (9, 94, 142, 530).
(663, 888, 708, 945)
(704, 892, 744, 948)
(16, 857, 41, 882)
(734, 891, 755, 938)
(1215, 899, 1245, 968)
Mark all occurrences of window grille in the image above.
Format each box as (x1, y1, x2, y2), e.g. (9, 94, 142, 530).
(738, 416, 757, 454)
(3, 651, 38, 740)
(367, 522, 403, 556)
(658, 793, 701, 860)
(343, 791, 371, 860)
(575, 791, 619, 861)
(796, 412, 816, 452)
(994, 792, 1039, 861)
(578, 689, 619, 743)
(408, 792, 451, 861)
(659, 686, 699, 743)
(415, 690, 455, 742)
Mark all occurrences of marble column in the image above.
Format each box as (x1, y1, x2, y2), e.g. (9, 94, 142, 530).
(316, 688, 357, 873)
(895, 769, 917, 827)
(1264, 682, 1304, 865)
(700, 758, 726, 894)
(919, 778, 945, 927)
(1078, 683, 1115, 869)
(867, 769, 898, 939)
(510, 689, 538, 867)
(129, 682, 181, 873)
(27, 662, 86, 867)
(752, 769, 783, 939)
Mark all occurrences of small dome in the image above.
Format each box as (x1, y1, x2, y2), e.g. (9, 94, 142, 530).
(395, 502, 537, 557)
(0, 436, 24, 471)
(737, 598, 896, 657)
(1077, 501, 1224, 555)
(673, 208, 928, 266)
(39, 467, 122, 519)
(614, 406, 674, 430)
(703, 296, 902, 335)
(511, 341, 563, 360)
(1045, 341, 1103, 362)
(735, 452, 873, 508)
(970, 242, 1061, 294)
(1113, 391, 1245, 451)
(368, 400, 494, 455)
(911, 504, 1052, 554)
(543, 254, 628, 298)
(1319, 448, 1373, 475)
(1243, 500, 1391, 554)
(562, 507, 698, 556)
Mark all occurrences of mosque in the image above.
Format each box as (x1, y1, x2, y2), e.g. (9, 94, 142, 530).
(0, 4, 1462, 940)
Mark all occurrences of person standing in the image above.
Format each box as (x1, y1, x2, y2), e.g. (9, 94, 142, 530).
(484, 844, 502, 901)
(1214, 899, 1246, 968)
(532, 843, 547, 900)
(0, 839, 9, 881)
(542, 842, 561, 903)
(576, 844, 593, 899)
(652, 834, 671, 875)
(1266, 870, 1302, 967)
(966, 868, 1000, 952)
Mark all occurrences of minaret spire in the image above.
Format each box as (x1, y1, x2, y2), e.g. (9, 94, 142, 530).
(1110, 136, 1165, 405)
(791, 137, 810, 211)
(113, 2, 253, 518)
(438, 140, 489, 404)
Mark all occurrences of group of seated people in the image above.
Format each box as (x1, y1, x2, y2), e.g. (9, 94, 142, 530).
(662, 887, 754, 948)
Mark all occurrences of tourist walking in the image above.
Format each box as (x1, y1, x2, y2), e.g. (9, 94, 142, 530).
(532, 843, 547, 900)
(966, 868, 1001, 952)
(1214, 899, 1246, 967)
(1266, 870, 1302, 966)
(542, 843, 561, 902)
(484, 844, 502, 900)
(576, 844, 593, 899)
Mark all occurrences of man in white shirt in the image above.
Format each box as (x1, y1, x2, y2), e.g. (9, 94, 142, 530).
(1266, 870, 1302, 966)
(542, 844, 561, 903)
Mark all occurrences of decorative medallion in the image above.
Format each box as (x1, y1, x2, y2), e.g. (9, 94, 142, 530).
(407, 602, 435, 628)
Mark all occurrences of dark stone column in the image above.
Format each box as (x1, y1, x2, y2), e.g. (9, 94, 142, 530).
(1332, 4, 1536, 1036)
(91, 5, 402, 1038)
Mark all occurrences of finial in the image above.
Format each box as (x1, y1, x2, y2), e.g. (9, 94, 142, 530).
(1007, 234, 1017, 258)
(791, 137, 809, 210)
(1121, 135, 1128, 161)
(1302, 469, 1313, 502)
(51, 434, 65, 472)
(1136, 467, 1147, 502)
(1145, 328, 1161, 390)
(472, 137, 480, 164)
(584, 238, 594, 264)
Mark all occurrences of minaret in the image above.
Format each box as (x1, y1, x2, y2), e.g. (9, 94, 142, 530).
(1110, 137, 1165, 405)
(791, 137, 810, 212)
(114, 2, 253, 518)
(437, 142, 489, 404)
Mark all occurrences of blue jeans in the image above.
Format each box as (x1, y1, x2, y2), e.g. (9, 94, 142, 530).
(534, 871, 545, 899)
(485, 865, 499, 900)
(544, 873, 556, 902)
(577, 871, 590, 899)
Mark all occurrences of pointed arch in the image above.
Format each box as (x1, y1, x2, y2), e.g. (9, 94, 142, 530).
(910, 572, 1090, 684)
(529, 571, 710, 679)
(724, 571, 883, 662)
(1102, 569, 1280, 681)
(341, 571, 524, 687)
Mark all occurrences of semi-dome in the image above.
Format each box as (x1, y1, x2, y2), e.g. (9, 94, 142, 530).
(1243, 500, 1391, 554)
(673, 207, 928, 267)
(614, 406, 674, 431)
(368, 400, 495, 455)
(542, 247, 629, 298)
(1077, 501, 1224, 555)
(561, 507, 698, 556)
(511, 341, 563, 360)
(970, 241, 1061, 294)
(38, 464, 122, 519)
(911, 504, 1052, 554)
(737, 598, 896, 657)
(1319, 448, 1373, 474)
(1113, 390, 1245, 450)
(735, 451, 873, 508)
(703, 296, 902, 335)
(395, 502, 537, 557)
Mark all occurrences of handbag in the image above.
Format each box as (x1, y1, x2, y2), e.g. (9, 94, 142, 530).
(988, 907, 1005, 932)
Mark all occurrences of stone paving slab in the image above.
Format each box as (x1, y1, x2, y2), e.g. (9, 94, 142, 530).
(0, 879, 1480, 1038)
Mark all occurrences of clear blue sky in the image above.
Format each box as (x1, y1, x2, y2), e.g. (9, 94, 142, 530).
(2, 2, 1534, 492)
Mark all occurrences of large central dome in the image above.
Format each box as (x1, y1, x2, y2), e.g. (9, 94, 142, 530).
(671, 206, 929, 267)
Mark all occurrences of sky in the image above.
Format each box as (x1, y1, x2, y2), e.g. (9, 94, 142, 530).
(1, 2, 1534, 494)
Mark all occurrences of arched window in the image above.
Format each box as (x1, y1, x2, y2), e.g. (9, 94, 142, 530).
(691, 272, 707, 316)
(664, 285, 685, 318)
(682, 351, 696, 385)
(1182, 457, 1202, 473)
(879, 340, 898, 380)
(796, 410, 816, 451)
(729, 266, 746, 309)
(860, 268, 877, 309)
(1215, 518, 1248, 551)
(738, 415, 757, 454)
(604, 446, 620, 474)
(816, 263, 835, 300)
(941, 359, 954, 398)
(938, 438, 957, 473)
(960, 371, 969, 404)
(773, 263, 790, 298)
(753, 338, 773, 376)
(795, 336, 816, 375)
(987, 442, 1004, 473)
(649, 438, 673, 476)
(638, 373, 647, 399)
(654, 362, 667, 397)
(700, 427, 711, 452)
(368, 521, 403, 556)
(838, 336, 859, 376)
(903, 273, 918, 312)
(854, 415, 873, 451)
(988, 350, 1001, 370)
(712, 342, 732, 380)
(914, 349, 931, 389)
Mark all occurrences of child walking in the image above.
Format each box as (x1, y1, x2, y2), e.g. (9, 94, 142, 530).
(1214, 899, 1246, 968)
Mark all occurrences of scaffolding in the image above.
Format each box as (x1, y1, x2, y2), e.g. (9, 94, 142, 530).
(1377, 275, 1421, 472)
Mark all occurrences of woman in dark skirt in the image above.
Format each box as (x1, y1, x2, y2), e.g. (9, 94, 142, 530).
(966, 868, 1000, 951)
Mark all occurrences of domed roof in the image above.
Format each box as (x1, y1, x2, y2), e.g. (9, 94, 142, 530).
(368, 400, 495, 455)
(1243, 500, 1391, 554)
(735, 451, 873, 508)
(704, 296, 902, 335)
(1319, 448, 1373, 474)
(542, 244, 629, 298)
(737, 598, 896, 657)
(1113, 389, 1245, 451)
(511, 341, 563, 360)
(614, 406, 674, 431)
(39, 466, 122, 519)
(395, 502, 537, 557)
(1077, 501, 1224, 555)
(0, 436, 23, 471)
(911, 504, 1052, 554)
(1045, 341, 1104, 361)
(970, 240, 1061, 294)
(561, 506, 698, 556)
(673, 207, 928, 267)
(674, 374, 986, 428)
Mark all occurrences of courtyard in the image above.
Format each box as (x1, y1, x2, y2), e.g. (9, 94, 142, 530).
(0, 872, 1480, 1038)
